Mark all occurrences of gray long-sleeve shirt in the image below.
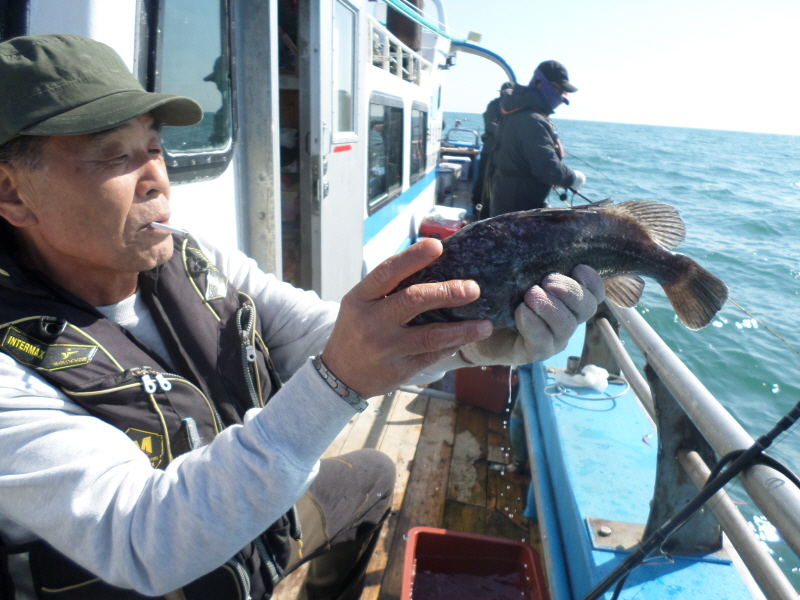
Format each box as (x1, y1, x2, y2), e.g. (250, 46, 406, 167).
(0, 235, 461, 596)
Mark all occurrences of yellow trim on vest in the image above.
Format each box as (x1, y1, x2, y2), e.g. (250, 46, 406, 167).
(147, 392, 174, 465)
(0, 319, 122, 371)
(65, 324, 124, 371)
(41, 577, 101, 593)
(181, 238, 221, 322)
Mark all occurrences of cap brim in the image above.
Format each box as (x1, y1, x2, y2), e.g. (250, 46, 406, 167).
(21, 90, 204, 136)
(562, 81, 578, 93)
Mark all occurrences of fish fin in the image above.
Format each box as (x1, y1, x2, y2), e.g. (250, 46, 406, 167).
(604, 275, 645, 308)
(661, 256, 729, 330)
(609, 201, 686, 250)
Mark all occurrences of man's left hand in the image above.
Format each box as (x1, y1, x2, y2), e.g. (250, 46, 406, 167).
(460, 265, 604, 366)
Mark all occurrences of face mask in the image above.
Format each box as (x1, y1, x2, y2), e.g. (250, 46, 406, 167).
(530, 69, 565, 111)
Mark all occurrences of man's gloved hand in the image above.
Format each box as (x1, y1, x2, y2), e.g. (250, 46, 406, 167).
(571, 169, 586, 190)
(459, 265, 604, 367)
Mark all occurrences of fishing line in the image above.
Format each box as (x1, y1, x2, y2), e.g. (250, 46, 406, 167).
(580, 396, 800, 600)
(727, 297, 800, 356)
(564, 149, 622, 194)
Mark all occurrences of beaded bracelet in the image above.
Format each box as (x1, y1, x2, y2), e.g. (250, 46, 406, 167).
(312, 355, 369, 413)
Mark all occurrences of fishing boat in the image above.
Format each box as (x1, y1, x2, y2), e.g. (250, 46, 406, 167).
(3, 0, 799, 599)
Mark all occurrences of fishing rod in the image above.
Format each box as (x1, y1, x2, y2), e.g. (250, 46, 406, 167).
(580, 397, 800, 600)
(557, 186, 607, 205)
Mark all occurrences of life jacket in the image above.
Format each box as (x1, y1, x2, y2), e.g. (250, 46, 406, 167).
(0, 235, 298, 600)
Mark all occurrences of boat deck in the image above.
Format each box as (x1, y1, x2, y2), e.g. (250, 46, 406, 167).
(272, 374, 544, 600)
(273, 148, 533, 599)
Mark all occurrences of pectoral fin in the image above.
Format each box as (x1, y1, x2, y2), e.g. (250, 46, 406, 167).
(604, 275, 645, 307)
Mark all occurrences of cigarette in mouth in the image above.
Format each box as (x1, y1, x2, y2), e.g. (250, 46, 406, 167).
(150, 222, 188, 237)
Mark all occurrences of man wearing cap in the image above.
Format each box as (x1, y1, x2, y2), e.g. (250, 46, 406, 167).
(0, 34, 605, 599)
(490, 60, 586, 216)
(471, 81, 513, 218)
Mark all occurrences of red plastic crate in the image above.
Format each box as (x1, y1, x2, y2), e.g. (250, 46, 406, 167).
(454, 366, 515, 414)
(401, 527, 547, 600)
(419, 218, 464, 240)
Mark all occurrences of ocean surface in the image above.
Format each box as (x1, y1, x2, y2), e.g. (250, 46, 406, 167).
(445, 111, 800, 585)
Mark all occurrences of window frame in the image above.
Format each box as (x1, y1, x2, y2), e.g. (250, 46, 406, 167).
(0, 0, 28, 41)
(331, 0, 358, 143)
(409, 100, 428, 184)
(141, 0, 236, 183)
(367, 92, 404, 215)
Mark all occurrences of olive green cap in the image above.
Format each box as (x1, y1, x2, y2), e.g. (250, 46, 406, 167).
(0, 34, 203, 147)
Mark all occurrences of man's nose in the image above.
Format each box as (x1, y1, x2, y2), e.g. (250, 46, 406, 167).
(136, 153, 169, 198)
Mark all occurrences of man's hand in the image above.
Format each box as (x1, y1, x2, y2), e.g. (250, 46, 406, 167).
(322, 239, 493, 399)
(460, 265, 604, 366)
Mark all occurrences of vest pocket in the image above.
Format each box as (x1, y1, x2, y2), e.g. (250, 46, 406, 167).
(182, 558, 252, 600)
(29, 544, 146, 600)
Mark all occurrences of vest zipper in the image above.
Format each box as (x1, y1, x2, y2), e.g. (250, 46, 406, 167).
(236, 302, 263, 409)
(223, 557, 252, 600)
(65, 367, 223, 436)
(254, 536, 282, 587)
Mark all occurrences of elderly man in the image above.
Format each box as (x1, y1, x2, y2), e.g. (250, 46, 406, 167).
(0, 35, 604, 599)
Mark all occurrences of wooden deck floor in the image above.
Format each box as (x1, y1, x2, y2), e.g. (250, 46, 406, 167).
(272, 381, 544, 600)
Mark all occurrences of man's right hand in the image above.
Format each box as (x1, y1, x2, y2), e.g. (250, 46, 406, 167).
(321, 239, 493, 400)
(571, 169, 586, 190)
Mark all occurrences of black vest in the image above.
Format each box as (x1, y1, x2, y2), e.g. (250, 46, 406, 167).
(0, 237, 297, 600)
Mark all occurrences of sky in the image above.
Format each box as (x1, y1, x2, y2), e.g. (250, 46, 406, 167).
(433, 0, 800, 135)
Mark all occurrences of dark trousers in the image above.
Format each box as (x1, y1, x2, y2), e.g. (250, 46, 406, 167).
(283, 449, 395, 600)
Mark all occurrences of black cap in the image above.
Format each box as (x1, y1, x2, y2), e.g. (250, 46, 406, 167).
(536, 60, 578, 93)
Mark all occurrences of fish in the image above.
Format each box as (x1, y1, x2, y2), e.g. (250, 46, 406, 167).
(395, 200, 728, 331)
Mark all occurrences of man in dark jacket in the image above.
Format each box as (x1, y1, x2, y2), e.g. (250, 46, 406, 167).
(490, 60, 586, 216)
(471, 81, 513, 216)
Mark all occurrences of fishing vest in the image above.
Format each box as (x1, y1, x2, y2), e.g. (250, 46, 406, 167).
(0, 236, 298, 600)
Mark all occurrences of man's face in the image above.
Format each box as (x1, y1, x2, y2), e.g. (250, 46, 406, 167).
(12, 114, 174, 278)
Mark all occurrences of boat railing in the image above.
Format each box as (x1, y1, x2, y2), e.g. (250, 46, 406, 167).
(583, 302, 800, 599)
(368, 14, 432, 85)
(441, 126, 481, 149)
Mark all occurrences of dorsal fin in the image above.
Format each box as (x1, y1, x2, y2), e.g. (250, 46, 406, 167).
(607, 201, 686, 250)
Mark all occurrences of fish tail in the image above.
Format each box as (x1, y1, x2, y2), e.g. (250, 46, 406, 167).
(661, 256, 729, 330)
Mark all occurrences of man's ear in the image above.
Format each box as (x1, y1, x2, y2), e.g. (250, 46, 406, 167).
(0, 163, 38, 227)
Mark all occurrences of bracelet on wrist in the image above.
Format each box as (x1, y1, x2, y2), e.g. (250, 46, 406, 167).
(312, 355, 369, 413)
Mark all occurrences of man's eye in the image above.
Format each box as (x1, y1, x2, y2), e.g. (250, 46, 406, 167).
(107, 155, 128, 165)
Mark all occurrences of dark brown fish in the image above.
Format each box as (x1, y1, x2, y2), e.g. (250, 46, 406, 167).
(396, 200, 728, 330)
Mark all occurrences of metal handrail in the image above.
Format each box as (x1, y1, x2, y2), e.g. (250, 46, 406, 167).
(367, 15, 432, 85)
(679, 450, 797, 600)
(606, 303, 800, 563)
(595, 317, 654, 420)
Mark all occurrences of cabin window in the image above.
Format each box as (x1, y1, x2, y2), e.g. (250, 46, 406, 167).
(155, 0, 233, 181)
(333, 0, 357, 135)
(367, 93, 404, 213)
(410, 103, 428, 183)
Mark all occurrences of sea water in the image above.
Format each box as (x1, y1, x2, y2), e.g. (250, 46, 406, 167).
(445, 111, 800, 586)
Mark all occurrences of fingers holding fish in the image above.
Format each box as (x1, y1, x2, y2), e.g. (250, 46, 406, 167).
(530, 267, 603, 326)
(520, 287, 577, 354)
(570, 264, 606, 304)
(321, 242, 493, 400)
(514, 301, 561, 361)
(353, 238, 444, 302)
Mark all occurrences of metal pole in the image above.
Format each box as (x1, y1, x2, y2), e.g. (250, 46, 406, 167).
(608, 303, 800, 560)
(595, 317, 655, 420)
(233, 0, 282, 277)
(678, 450, 797, 600)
